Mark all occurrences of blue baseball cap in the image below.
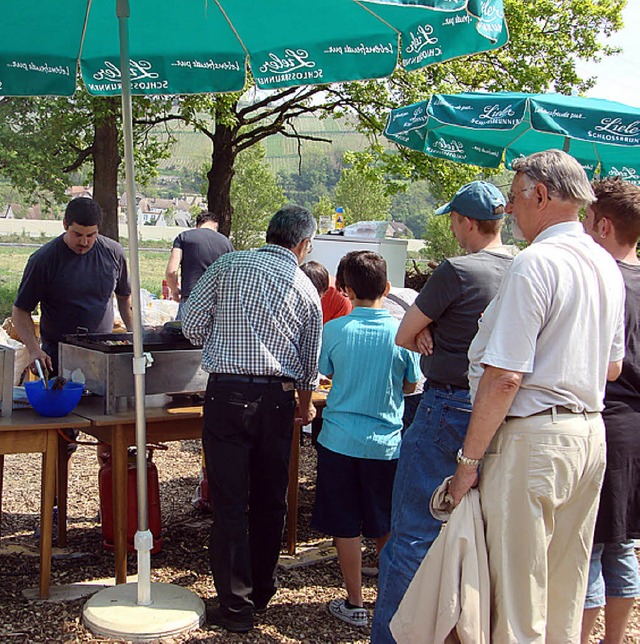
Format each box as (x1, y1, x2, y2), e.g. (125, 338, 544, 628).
(435, 181, 506, 220)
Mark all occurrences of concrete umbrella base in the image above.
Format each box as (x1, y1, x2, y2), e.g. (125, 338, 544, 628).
(83, 582, 204, 641)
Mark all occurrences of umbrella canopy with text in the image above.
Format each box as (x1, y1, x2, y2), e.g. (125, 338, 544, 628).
(384, 91, 640, 185)
(0, 0, 507, 97)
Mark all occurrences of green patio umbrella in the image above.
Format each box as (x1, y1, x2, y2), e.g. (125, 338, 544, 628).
(0, 2, 507, 637)
(1, 0, 507, 97)
(384, 91, 640, 185)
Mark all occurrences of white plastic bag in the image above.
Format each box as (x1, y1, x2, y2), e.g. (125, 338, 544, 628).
(0, 325, 30, 384)
(112, 289, 179, 327)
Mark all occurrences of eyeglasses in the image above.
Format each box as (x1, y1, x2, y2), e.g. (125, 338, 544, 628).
(506, 187, 531, 204)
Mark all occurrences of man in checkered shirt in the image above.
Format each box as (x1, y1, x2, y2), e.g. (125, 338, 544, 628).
(182, 204, 322, 633)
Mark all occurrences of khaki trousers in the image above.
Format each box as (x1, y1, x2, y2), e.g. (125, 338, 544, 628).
(479, 409, 606, 643)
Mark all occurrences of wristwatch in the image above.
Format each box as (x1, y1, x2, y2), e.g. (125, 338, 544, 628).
(456, 448, 482, 467)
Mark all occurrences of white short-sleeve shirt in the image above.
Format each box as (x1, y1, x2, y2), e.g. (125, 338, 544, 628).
(468, 222, 625, 416)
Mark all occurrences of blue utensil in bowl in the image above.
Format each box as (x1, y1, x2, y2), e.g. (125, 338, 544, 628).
(24, 380, 84, 417)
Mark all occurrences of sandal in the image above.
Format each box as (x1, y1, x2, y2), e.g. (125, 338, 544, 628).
(328, 598, 368, 627)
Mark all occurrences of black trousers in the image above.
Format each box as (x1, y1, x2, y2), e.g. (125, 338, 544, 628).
(202, 374, 296, 621)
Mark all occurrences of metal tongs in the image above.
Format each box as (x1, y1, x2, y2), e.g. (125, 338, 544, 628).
(34, 358, 49, 389)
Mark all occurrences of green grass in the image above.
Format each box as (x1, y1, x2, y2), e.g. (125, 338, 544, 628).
(0, 245, 171, 322)
(0, 247, 31, 321)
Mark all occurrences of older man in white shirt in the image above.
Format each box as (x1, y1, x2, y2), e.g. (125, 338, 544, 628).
(447, 150, 626, 643)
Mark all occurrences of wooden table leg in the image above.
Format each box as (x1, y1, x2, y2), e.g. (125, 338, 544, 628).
(111, 425, 128, 584)
(286, 422, 301, 556)
(39, 430, 57, 599)
(56, 432, 70, 548)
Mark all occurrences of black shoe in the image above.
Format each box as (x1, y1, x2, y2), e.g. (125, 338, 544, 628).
(206, 606, 253, 633)
(250, 592, 273, 615)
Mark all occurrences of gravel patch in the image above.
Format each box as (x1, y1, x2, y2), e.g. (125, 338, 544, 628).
(0, 434, 637, 642)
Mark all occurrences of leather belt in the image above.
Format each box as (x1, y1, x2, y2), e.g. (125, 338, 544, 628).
(212, 373, 294, 385)
(425, 378, 469, 392)
(505, 405, 589, 421)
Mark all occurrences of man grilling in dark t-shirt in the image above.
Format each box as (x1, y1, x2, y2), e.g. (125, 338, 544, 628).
(13, 197, 133, 375)
(13, 196, 133, 473)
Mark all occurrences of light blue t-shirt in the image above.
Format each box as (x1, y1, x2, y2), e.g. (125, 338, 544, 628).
(318, 307, 421, 460)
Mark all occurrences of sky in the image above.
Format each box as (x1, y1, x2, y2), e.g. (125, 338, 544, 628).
(574, 2, 640, 107)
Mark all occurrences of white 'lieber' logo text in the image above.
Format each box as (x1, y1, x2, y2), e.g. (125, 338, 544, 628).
(259, 49, 315, 75)
(93, 60, 159, 82)
(479, 104, 516, 120)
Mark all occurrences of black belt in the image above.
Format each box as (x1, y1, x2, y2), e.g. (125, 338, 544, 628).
(211, 373, 294, 385)
(505, 405, 589, 421)
(426, 379, 469, 392)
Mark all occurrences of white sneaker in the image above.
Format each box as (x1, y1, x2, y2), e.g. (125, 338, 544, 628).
(328, 598, 368, 627)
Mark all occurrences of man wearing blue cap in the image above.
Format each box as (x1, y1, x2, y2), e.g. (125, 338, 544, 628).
(372, 180, 517, 642)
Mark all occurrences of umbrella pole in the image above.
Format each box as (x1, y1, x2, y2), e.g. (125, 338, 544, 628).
(117, 0, 152, 608)
(82, 1, 204, 638)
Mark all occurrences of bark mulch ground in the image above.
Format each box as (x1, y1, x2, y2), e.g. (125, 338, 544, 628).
(0, 434, 637, 642)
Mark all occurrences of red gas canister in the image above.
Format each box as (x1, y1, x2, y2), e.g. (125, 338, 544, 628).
(98, 446, 163, 554)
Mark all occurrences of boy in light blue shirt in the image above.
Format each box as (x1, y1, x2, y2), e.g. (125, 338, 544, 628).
(312, 251, 421, 628)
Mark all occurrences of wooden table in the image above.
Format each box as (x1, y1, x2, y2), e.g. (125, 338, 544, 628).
(69, 397, 203, 584)
(68, 392, 326, 584)
(0, 409, 90, 598)
(286, 391, 326, 557)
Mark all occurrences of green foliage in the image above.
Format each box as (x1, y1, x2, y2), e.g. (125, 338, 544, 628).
(423, 212, 462, 262)
(0, 90, 175, 205)
(0, 181, 29, 213)
(391, 180, 438, 238)
(230, 144, 285, 250)
(156, 166, 207, 197)
(0, 97, 78, 204)
(334, 151, 391, 224)
(278, 151, 342, 210)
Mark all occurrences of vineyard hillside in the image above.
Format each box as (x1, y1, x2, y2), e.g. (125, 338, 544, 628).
(157, 113, 371, 177)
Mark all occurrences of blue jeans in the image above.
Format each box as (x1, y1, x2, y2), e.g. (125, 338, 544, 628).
(176, 299, 186, 321)
(371, 384, 472, 643)
(585, 541, 640, 608)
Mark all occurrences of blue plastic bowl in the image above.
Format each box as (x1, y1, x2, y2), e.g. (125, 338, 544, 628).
(24, 380, 84, 417)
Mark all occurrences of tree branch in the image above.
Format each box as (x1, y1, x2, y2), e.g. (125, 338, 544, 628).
(133, 114, 184, 127)
(62, 146, 94, 173)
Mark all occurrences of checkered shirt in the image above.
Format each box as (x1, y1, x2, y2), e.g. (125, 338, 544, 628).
(182, 244, 322, 390)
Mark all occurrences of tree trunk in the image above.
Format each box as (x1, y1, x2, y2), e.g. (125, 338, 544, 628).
(206, 120, 236, 238)
(92, 99, 121, 242)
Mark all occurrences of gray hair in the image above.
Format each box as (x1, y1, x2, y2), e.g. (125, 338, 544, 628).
(266, 204, 317, 249)
(511, 149, 596, 206)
